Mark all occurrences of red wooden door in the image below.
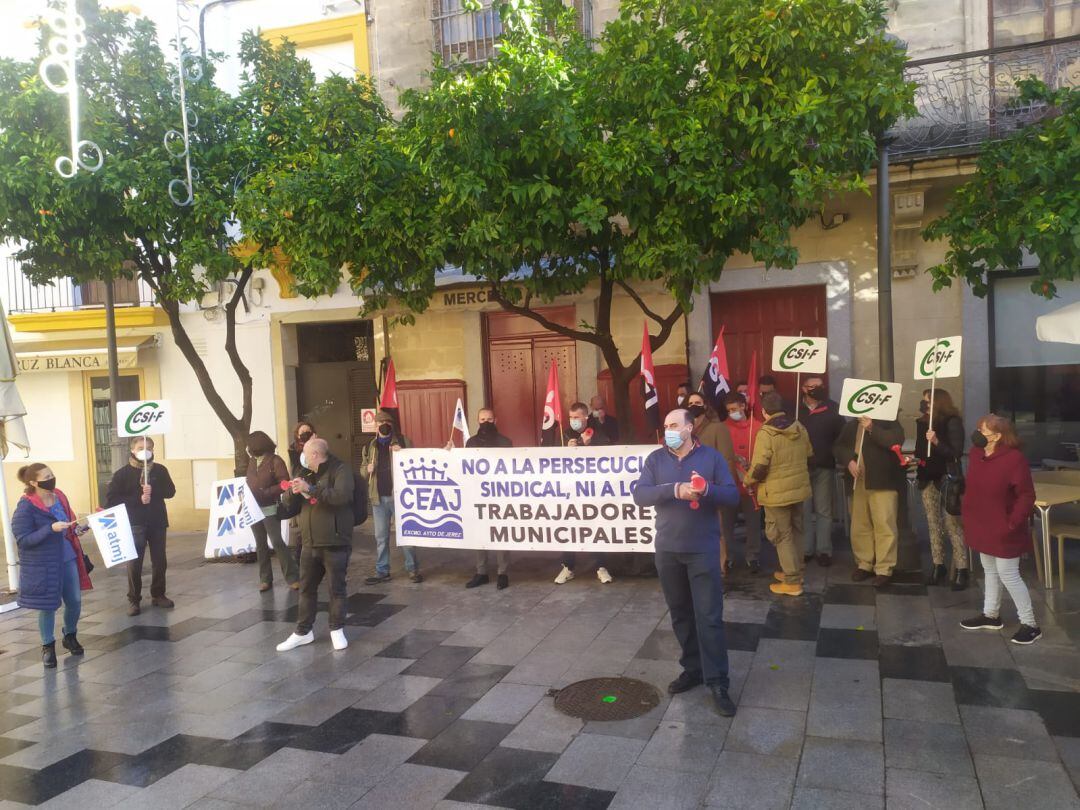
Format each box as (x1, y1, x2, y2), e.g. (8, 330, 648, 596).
(398, 379, 467, 448)
(710, 286, 827, 404)
(486, 309, 578, 446)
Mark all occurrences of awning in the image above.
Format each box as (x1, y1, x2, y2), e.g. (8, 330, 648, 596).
(14, 335, 159, 374)
(1036, 301, 1080, 345)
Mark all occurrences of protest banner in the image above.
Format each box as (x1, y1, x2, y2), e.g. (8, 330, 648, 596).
(86, 504, 138, 568)
(771, 335, 828, 375)
(838, 378, 903, 421)
(204, 477, 262, 559)
(913, 336, 962, 427)
(393, 445, 658, 552)
(116, 400, 171, 437)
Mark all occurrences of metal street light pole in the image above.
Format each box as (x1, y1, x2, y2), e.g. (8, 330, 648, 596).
(104, 276, 126, 472)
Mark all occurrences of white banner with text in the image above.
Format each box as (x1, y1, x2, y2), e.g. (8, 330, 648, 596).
(392, 446, 658, 553)
(86, 504, 138, 568)
(203, 477, 263, 559)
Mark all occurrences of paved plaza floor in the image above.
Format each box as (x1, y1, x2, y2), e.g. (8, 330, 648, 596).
(0, 528, 1078, 809)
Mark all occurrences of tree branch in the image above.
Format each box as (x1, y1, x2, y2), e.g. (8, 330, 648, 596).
(488, 284, 607, 347)
(223, 266, 255, 439)
(616, 279, 667, 325)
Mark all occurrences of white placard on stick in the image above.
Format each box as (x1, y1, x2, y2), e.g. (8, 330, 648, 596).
(838, 378, 903, 421)
(86, 504, 138, 568)
(771, 336, 828, 375)
(116, 400, 172, 437)
(913, 336, 963, 380)
(203, 477, 263, 559)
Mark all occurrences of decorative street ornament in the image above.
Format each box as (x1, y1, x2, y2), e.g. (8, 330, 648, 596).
(165, 0, 202, 206)
(38, 0, 103, 177)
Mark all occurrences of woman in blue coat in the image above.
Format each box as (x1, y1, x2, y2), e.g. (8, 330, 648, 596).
(12, 463, 93, 668)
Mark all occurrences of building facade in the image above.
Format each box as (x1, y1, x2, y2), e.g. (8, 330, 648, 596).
(2, 0, 1078, 530)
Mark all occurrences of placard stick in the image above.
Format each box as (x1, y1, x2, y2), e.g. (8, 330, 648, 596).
(854, 423, 866, 481)
(928, 337, 939, 432)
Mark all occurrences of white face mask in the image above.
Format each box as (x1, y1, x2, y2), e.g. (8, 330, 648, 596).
(299, 452, 308, 469)
(569, 418, 586, 432)
(728, 411, 745, 422)
(133, 449, 153, 462)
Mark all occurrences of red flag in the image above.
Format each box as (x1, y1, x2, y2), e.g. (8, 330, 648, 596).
(641, 322, 660, 432)
(699, 327, 732, 409)
(541, 362, 564, 445)
(380, 358, 399, 409)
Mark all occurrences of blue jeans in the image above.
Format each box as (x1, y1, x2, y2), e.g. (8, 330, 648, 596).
(803, 467, 835, 555)
(655, 550, 730, 689)
(38, 558, 81, 644)
(372, 495, 417, 575)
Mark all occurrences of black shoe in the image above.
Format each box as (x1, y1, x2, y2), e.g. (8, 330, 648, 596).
(667, 671, 703, 695)
(410, 572, 424, 584)
(42, 643, 57, 668)
(852, 568, 872, 582)
(816, 553, 832, 567)
(872, 574, 892, 588)
(803, 554, 814, 563)
(960, 614, 1004, 631)
(747, 560, 760, 575)
(61, 633, 84, 656)
(927, 564, 948, 586)
(496, 574, 509, 590)
(365, 573, 391, 585)
(951, 568, 969, 592)
(710, 686, 736, 717)
(1011, 624, 1042, 645)
(466, 574, 489, 589)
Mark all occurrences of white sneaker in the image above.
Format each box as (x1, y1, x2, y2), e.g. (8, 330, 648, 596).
(554, 565, 575, 584)
(597, 567, 614, 584)
(276, 631, 314, 652)
(330, 629, 348, 651)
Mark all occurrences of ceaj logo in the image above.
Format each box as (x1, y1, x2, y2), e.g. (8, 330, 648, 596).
(125, 402, 166, 435)
(779, 339, 821, 370)
(846, 383, 893, 414)
(919, 339, 955, 377)
(398, 458, 463, 541)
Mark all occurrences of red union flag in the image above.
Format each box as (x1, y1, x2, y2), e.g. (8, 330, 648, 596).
(380, 358, 399, 409)
(699, 327, 732, 409)
(641, 322, 660, 432)
(541, 361, 564, 444)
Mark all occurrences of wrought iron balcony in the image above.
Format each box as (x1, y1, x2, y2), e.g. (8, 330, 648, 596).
(2, 257, 154, 314)
(431, 0, 593, 67)
(892, 35, 1080, 160)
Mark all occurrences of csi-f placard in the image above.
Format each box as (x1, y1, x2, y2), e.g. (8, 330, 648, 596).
(117, 400, 171, 437)
(771, 336, 828, 374)
(838, 378, 903, 421)
(913, 336, 963, 380)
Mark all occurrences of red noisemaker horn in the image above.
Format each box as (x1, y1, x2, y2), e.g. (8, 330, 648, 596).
(689, 473, 706, 510)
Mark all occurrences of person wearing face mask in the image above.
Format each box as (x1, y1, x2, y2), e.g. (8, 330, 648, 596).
(720, 392, 763, 574)
(106, 437, 176, 616)
(245, 430, 300, 592)
(360, 410, 422, 584)
(633, 408, 740, 716)
(914, 388, 968, 590)
(797, 378, 845, 567)
(12, 463, 93, 668)
(554, 401, 615, 585)
(287, 421, 317, 563)
(959, 415, 1040, 644)
(686, 392, 737, 568)
(453, 408, 514, 589)
(588, 395, 620, 443)
(675, 382, 691, 409)
(743, 393, 814, 596)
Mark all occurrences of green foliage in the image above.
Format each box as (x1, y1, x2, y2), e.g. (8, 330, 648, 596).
(924, 80, 1080, 299)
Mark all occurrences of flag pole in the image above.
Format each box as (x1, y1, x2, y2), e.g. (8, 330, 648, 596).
(794, 330, 803, 424)
(928, 337, 939, 434)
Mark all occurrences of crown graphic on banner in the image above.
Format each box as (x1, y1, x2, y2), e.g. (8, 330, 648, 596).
(400, 458, 459, 486)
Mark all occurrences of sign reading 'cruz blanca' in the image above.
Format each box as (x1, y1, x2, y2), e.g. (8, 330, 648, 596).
(838, 378, 904, 421)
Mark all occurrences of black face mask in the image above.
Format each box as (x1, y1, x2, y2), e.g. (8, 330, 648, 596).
(477, 421, 497, 434)
(971, 431, 989, 449)
(919, 401, 929, 415)
(37, 478, 57, 491)
(378, 424, 392, 436)
(687, 404, 705, 419)
(806, 386, 825, 401)
(297, 431, 313, 445)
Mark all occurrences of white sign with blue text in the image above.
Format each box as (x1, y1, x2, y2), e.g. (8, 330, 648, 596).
(203, 477, 262, 559)
(393, 446, 658, 552)
(86, 504, 138, 568)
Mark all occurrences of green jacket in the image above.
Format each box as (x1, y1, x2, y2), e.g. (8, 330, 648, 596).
(359, 433, 411, 501)
(744, 414, 813, 507)
(298, 454, 354, 548)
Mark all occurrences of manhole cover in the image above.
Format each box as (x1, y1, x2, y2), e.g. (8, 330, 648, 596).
(552, 677, 661, 721)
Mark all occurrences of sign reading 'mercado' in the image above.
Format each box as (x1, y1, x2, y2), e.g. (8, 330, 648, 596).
(393, 446, 657, 553)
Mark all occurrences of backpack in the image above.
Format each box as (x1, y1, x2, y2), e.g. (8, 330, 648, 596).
(352, 474, 369, 526)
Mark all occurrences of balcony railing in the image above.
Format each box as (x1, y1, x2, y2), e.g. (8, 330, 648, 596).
(2, 257, 154, 314)
(431, 0, 593, 67)
(892, 35, 1080, 160)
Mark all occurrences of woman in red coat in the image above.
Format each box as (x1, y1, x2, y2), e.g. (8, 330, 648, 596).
(959, 415, 1039, 644)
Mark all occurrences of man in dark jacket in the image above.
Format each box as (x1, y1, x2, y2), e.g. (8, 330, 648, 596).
(462, 408, 513, 589)
(360, 410, 421, 584)
(276, 439, 355, 653)
(833, 416, 906, 586)
(633, 408, 740, 716)
(106, 437, 176, 616)
(797, 378, 846, 566)
(588, 395, 620, 443)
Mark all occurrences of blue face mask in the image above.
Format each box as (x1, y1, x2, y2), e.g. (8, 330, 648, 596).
(569, 418, 585, 432)
(664, 429, 685, 449)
